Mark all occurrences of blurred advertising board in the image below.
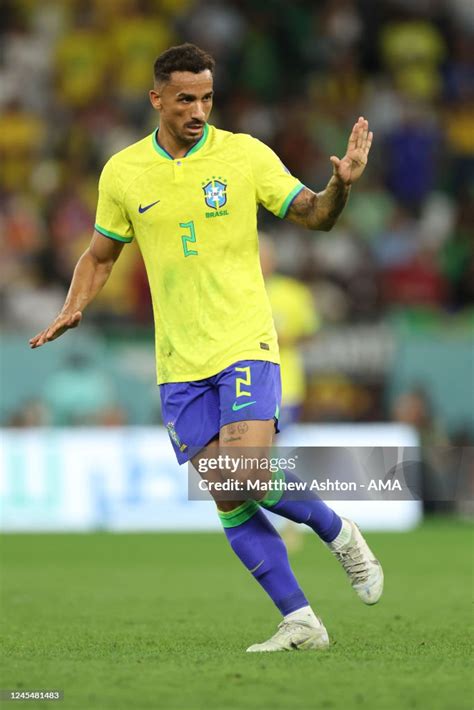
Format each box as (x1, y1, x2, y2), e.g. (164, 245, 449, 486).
(0, 425, 421, 532)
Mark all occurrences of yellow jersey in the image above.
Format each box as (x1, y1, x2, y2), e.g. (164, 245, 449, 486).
(95, 124, 304, 383)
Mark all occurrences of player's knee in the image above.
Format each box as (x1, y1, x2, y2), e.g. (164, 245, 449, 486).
(216, 500, 245, 513)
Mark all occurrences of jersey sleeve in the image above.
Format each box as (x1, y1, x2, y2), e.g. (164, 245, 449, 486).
(245, 136, 305, 219)
(95, 158, 134, 243)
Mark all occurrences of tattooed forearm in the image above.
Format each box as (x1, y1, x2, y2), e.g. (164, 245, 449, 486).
(286, 179, 350, 231)
(317, 176, 351, 229)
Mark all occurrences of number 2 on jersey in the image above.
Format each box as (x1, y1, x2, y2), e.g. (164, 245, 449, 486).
(179, 221, 198, 257)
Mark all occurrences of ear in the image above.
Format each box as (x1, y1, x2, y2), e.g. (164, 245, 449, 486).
(149, 89, 162, 111)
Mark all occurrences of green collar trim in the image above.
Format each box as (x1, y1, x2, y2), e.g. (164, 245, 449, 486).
(152, 123, 209, 160)
(185, 122, 209, 156)
(152, 131, 173, 159)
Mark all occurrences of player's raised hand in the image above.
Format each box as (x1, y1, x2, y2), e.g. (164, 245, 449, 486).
(329, 117, 373, 186)
(29, 311, 82, 349)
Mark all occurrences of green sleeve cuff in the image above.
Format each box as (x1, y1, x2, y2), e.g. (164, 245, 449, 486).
(278, 183, 305, 219)
(95, 224, 133, 243)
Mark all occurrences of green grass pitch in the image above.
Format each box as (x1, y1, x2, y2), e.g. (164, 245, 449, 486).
(1, 518, 472, 710)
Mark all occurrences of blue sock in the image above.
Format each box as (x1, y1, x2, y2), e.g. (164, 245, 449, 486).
(218, 501, 309, 616)
(261, 470, 342, 542)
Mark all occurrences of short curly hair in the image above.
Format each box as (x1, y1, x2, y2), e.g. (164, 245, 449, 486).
(154, 43, 215, 84)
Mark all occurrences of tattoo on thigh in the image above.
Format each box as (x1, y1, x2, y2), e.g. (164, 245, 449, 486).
(237, 422, 249, 435)
(222, 435, 242, 443)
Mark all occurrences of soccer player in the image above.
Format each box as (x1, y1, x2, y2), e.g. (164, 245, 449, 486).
(30, 43, 383, 652)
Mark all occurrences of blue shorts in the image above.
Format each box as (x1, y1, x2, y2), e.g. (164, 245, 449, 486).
(160, 360, 281, 464)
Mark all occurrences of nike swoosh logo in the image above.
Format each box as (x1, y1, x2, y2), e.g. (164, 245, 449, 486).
(249, 560, 264, 574)
(232, 400, 256, 411)
(138, 200, 160, 213)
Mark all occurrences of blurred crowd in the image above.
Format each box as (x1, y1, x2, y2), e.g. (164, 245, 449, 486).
(1, 0, 473, 458)
(1, 0, 473, 330)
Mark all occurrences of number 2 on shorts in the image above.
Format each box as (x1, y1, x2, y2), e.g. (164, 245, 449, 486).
(235, 366, 252, 398)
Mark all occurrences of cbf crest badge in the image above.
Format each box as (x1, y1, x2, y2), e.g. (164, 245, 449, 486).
(166, 421, 187, 452)
(202, 177, 227, 209)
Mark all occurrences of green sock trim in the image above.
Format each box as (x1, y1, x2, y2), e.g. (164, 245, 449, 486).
(260, 468, 286, 508)
(218, 500, 259, 528)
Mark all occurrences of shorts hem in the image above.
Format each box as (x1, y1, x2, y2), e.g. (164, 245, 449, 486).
(173, 430, 220, 465)
(220, 414, 280, 435)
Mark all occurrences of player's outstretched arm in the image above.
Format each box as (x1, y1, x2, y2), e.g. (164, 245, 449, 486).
(29, 231, 124, 349)
(286, 116, 373, 231)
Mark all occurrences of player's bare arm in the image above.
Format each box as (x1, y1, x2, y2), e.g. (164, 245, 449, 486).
(286, 116, 373, 231)
(29, 231, 123, 349)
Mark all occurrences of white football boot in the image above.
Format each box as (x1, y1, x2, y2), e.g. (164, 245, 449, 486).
(327, 518, 384, 605)
(246, 618, 329, 653)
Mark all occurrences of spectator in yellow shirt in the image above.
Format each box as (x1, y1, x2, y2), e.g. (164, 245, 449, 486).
(260, 232, 319, 428)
